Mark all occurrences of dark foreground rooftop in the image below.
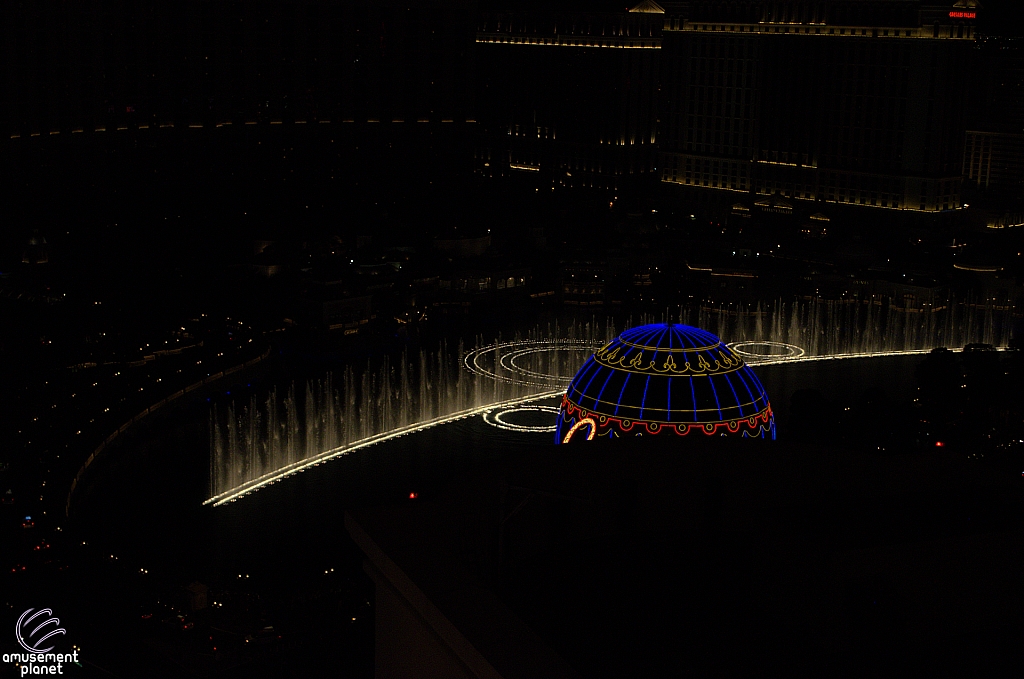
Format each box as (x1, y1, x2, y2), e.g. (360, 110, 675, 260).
(348, 436, 1024, 677)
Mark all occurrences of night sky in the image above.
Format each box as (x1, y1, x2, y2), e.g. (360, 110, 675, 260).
(2, 1, 1024, 677)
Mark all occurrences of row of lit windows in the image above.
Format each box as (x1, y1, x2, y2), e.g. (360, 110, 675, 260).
(475, 35, 660, 49)
(550, 159, 656, 176)
(5, 118, 475, 139)
(686, 0, 852, 26)
(665, 170, 750, 192)
(665, 155, 751, 191)
(508, 124, 555, 140)
(756, 180, 815, 200)
(563, 285, 604, 295)
(483, 14, 659, 39)
(675, 23, 970, 41)
(661, 155, 961, 212)
(440, 276, 525, 291)
(819, 189, 902, 209)
(497, 277, 526, 290)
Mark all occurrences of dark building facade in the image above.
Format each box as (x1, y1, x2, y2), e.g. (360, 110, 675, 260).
(963, 36, 1024, 209)
(474, 5, 663, 192)
(2, 0, 995, 224)
(0, 0, 476, 136)
(472, 0, 984, 220)
(658, 1, 978, 214)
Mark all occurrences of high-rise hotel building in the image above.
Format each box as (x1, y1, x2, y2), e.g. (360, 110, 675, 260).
(3, 0, 987, 218)
(658, 0, 979, 213)
(963, 35, 1024, 209)
(474, 4, 663, 192)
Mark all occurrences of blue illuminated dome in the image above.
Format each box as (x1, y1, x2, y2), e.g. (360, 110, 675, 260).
(555, 323, 774, 442)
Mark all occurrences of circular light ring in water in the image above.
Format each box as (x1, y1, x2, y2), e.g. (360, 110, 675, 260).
(482, 405, 560, 433)
(503, 347, 578, 381)
(727, 341, 805, 362)
(463, 339, 604, 388)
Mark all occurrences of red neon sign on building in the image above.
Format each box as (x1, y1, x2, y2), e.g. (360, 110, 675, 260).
(949, 11, 976, 18)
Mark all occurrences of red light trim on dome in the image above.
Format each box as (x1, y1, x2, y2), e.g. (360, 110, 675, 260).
(556, 324, 776, 443)
(562, 417, 598, 443)
(561, 396, 773, 438)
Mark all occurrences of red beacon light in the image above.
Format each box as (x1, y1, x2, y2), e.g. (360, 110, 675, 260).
(935, 441, 945, 447)
(408, 492, 418, 499)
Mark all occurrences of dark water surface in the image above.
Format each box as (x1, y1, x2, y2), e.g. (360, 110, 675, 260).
(72, 354, 925, 586)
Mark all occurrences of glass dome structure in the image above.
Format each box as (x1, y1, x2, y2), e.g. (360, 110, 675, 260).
(555, 323, 774, 442)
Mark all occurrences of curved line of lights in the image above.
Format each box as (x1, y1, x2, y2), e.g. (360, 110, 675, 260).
(560, 397, 774, 438)
(34, 628, 67, 648)
(15, 609, 34, 651)
(562, 417, 597, 443)
(483, 405, 561, 432)
(209, 343, 976, 508)
(463, 339, 604, 387)
(727, 341, 806, 360)
(32, 619, 61, 637)
(503, 348, 581, 380)
(467, 338, 825, 386)
(204, 390, 566, 507)
(745, 347, 937, 365)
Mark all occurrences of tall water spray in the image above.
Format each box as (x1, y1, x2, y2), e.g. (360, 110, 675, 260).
(209, 321, 611, 500)
(210, 299, 1013, 502)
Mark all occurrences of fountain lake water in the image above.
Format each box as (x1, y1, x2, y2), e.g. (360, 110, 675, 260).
(208, 298, 1014, 504)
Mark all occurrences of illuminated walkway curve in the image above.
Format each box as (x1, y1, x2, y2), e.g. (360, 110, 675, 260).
(203, 390, 564, 507)
(207, 345, 990, 507)
(737, 347, 937, 365)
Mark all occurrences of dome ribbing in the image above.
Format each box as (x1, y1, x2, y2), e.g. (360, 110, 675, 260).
(555, 323, 775, 442)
